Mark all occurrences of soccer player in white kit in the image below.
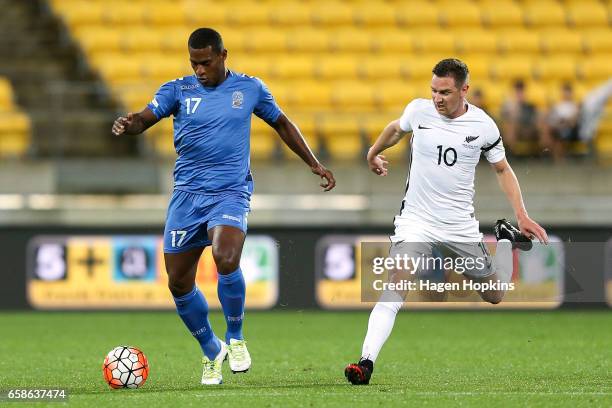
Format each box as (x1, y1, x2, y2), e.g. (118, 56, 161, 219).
(345, 59, 549, 385)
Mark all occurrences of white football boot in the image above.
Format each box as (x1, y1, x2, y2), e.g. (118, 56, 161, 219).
(201, 340, 227, 385)
(227, 339, 251, 373)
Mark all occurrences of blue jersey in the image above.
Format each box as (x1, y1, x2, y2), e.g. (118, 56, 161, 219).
(147, 71, 282, 196)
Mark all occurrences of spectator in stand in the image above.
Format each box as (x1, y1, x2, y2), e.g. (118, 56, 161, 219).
(500, 80, 542, 155)
(542, 83, 579, 163)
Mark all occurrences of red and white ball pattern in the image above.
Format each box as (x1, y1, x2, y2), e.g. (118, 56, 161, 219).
(103, 346, 149, 389)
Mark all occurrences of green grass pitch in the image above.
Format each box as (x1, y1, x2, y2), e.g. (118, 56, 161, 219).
(0, 311, 610, 407)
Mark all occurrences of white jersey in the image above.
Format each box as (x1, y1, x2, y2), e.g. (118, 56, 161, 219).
(394, 98, 505, 239)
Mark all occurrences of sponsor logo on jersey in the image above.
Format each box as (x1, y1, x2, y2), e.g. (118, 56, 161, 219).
(464, 135, 480, 143)
(232, 91, 244, 109)
(180, 84, 200, 90)
(418, 124, 431, 129)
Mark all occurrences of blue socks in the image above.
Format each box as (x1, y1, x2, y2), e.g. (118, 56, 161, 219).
(173, 286, 221, 360)
(217, 268, 246, 343)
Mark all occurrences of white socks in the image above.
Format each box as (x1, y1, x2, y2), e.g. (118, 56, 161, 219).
(361, 295, 403, 363)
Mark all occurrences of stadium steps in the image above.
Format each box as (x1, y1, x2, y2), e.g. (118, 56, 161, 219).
(0, 0, 137, 157)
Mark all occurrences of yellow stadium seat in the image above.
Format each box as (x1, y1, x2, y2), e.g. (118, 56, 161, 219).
(145, 57, 192, 81)
(534, 57, 577, 82)
(316, 57, 359, 80)
(287, 114, 317, 139)
(455, 30, 499, 54)
(216, 29, 248, 53)
(95, 56, 143, 83)
(290, 82, 332, 109)
(76, 28, 123, 55)
(250, 132, 276, 161)
(361, 114, 398, 143)
(0, 112, 30, 157)
(270, 56, 315, 79)
(261, 80, 290, 108)
(468, 81, 506, 113)
(144, 4, 187, 25)
(490, 56, 534, 81)
(438, 1, 482, 28)
(245, 29, 287, 53)
(119, 85, 155, 112)
(0, 78, 15, 111)
(579, 56, 612, 81)
(358, 57, 404, 80)
(311, 2, 354, 26)
(497, 29, 541, 54)
(330, 81, 375, 111)
(523, 1, 567, 28)
(481, 1, 523, 28)
(396, 2, 439, 27)
(353, 3, 396, 27)
(566, 2, 609, 28)
(53, 2, 106, 29)
(374, 81, 416, 111)
(523, 81, 549, 108)
(582, 29, 612, 54)
(413, 29, 456, 54)
(159, 27, 192, 52)
(371, 30, 415, 54)
(122, 29, 163, 52)
(250, 117, 276, 160)
(149, 119, 175, 158)
(230, 57, 273, 79)
(226, 3, 271, 25)
(539, 29, 583, 54)
(458, 56, 490, 80)
(330, 29, 375, 53)
(287, 29, 330, 53)
(184, 1, 228, 26)
(318, 116, 362, 160)
(102, 3, 146, 25)
(269, 3, 312, 26)
(402, 55, 450, 79)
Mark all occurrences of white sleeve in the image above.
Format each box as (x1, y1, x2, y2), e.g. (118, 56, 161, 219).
(482, 120, 505, 163)
(399, 100, 417, 132)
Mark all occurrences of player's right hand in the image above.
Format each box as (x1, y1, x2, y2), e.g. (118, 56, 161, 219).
(112, 113, 134, 136)
(368, 154, 388, 176)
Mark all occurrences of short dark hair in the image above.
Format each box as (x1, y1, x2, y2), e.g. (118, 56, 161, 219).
(432, 58, 469, 87)
(188, 28, 224, 53)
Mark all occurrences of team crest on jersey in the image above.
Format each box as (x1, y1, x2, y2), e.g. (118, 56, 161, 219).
(232, 91, 244, 109)
(464, 135, 479, 143)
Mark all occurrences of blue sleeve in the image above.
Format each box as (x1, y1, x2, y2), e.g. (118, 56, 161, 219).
(147, 81, 179, 119)
(254, 78, 282, 123)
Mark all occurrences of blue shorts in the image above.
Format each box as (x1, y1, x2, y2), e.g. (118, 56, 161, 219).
(163, 189, 251, 253)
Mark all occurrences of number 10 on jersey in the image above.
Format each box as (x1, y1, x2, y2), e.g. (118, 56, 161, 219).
(437, 145, 457, 166)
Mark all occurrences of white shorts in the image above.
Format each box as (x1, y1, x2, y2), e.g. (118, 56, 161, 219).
(389, 216, 493, 279)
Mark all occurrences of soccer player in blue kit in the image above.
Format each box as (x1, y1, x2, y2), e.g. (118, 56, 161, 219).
(112, 28, 336, 385)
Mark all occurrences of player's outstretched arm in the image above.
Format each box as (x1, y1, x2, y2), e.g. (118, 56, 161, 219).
(112, 107, 159, 136)
(366, 119, 409, 176)
(491, 158, 549, 243)
(270, 113, 336, 191)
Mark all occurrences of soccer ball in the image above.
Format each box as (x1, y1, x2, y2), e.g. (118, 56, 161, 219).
(102, 346, 149, 389)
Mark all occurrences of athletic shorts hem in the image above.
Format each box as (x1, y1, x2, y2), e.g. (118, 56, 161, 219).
(163, 241, 211, 254)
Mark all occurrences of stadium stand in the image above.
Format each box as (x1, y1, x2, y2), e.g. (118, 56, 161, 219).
(0, 0, 139, 157)
(0, 77, 31, 157)
(48, 0, 612, 161)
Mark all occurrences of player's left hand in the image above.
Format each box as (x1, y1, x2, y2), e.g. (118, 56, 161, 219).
(311, 164, 336, 192)
(518, 215, 549, 244)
